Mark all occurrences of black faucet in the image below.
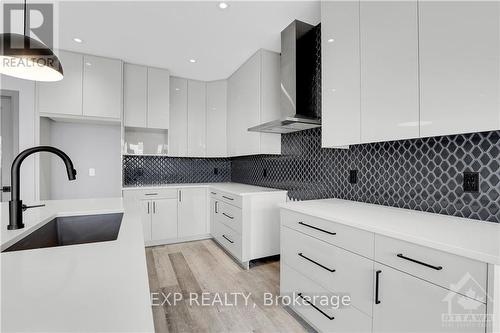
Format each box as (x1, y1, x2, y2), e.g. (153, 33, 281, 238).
(8, 146, 77, 230)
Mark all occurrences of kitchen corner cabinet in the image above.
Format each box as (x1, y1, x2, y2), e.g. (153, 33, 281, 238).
(187, 80, 207, 157)
(178, 187, 208, 237)
(82, 55, 122, 119)
(227, 49, 281, 157)
(206, 80, 228, 157)
(169, 77, 188, 157)
(419, 1, 500, 137)
(124, 65, 170, 129)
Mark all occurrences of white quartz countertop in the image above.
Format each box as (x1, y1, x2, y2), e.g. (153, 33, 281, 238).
(123, 182, 287, 196)
(1, 198, 154, 332)
(280, 199, 500, 265)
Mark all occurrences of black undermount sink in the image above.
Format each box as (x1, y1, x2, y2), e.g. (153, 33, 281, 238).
(2, 213, 123, 253)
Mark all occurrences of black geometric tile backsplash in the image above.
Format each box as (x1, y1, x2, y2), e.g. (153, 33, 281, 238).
(123, 156, 231, 187)
(232, 128, 500, 223)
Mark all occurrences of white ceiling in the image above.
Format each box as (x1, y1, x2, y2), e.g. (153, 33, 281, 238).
(57, 1, 320, 81)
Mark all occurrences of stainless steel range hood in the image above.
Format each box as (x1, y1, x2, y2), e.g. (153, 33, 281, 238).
(248, 20, 321, 134)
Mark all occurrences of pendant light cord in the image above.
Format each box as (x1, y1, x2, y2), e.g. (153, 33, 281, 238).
(23, 0, 27, 36)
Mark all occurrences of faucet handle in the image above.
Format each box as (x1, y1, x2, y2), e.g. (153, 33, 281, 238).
(22, 204, 46, 211)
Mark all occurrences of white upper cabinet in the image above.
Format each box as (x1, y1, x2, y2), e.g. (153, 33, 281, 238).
(37, 50, 83, 116)
(360, 1, 419, 143)
(82, 55, 122, 119)
(124, 63, 147, 127)
(227, 49, 281, 157)
(169, 77, 188, 157)
(147, 67, 170, 129)
(206, 80, 227, 157)
(321, 1, 361, 147)
(419, 1, 500, 137)
(187, 80, 207, 157)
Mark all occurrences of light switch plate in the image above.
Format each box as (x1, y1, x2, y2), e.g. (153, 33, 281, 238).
(89, 168, 96, 177)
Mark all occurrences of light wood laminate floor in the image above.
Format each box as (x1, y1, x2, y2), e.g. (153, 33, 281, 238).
(145, 239, 308, 333)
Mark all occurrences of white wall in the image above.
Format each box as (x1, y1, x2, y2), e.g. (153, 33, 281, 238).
(42, 121, 122, 200)
(0, 75, 37, 202)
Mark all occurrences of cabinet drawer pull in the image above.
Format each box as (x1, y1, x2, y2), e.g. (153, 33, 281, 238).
(145, 193, 158, 196)
(298, 221, 336, 235)
(222, 195, 234, 201)
(297, 293, 335, 320)
(222, 212, 234, 220)
(215, 201, 219, 214)
(375, 270, 382, 304)
(222, 234, 234, 244)
(396, 253, 443, 271)
(210, 192, 217, 195)
(298, 253, 335, 273)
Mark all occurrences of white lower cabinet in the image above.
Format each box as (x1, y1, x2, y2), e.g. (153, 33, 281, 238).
(372, 263, 485, 333)
(178, 188, 208, 238)
(151, 199, 178, 241)
(280, 209, 490, 333)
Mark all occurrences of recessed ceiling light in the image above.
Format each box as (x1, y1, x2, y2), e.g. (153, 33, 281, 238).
(73, 37, 83, 43)
(327, 38, 335, 43)
(218, 2, 229, 9)
(189, 59, 197, 63)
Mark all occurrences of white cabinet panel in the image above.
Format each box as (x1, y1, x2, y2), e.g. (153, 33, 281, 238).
(147, 67, 170, 129)
(206, 80, 227, 157)
(140, 200, 152, 242)
(187, 80, 206, 157)
(169, 77, 188, 157)
(227, 51, 261, 156)
(37, 50, 83, 116)
(260, 50, 282, 154)
(151, 198, 178, 241)
(82, 55, 122, 119)
(124, 63, 147, 127)
(419, 1, 500, 136)
(178, 188, 207, 237)
(360, 1, 419, 143)
(373, 263, 486, 333)
(321, 1, 361, 147)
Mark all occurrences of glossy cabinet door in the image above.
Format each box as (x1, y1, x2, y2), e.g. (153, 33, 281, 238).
(227, 51, 261, 156)
(419, 1, 500, 137)
(372, 263, 486, 333)
(140, 200, 152, 242)
(169, 77, 188, 157)
(360, 1, 419, 143)
(209, 197, 218, 236)
(147, 67, 170, 129)
(37, 50, 83, 116)
(151, 199, 178, 241)
(178, 188, 208, 238)
(82, 55, 122, 119)
(187, 80, 207, 157)
(123, 63, 147, 127)
(321, 1, 361, 147)
(260, 50, 282, 154)
(206, 80, 227, 157)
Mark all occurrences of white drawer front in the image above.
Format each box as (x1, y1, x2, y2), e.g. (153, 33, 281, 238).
(281, 226, 374, 316)
(213, 220, 242, 260)
(210, 189, 242, 207)
(374, 234, 487, 302)
(281, 264, 372, 333)
(125, 188, 178, 200)
(217, 201, 242, 234)
(281, 209, 374, 258)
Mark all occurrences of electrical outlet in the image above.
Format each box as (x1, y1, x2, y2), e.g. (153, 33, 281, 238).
(349, 170, 358, 184)
(213, 168, 218, 175)
(263, 168, 268, 178)
(88, 168, 95, 177)
(463, 172, 479, 192)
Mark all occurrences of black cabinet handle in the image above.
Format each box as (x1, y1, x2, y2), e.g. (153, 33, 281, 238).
(145, 193, 158, 196)
(396, 253, 443, 271)
(375, 270, 382, 304)
(222, 195, 234, 201)
(222, 234, 234, 244)
(297, 293, 335, 320)
(179, 190, 182, 202)
(147, 202, 150, 214)
(222, 212, 234, 219)
(298, 221, 336, 235)
(153, 201, 156, 214)
(298, 253, 335, 273)
(215, 201, 218, 214)
(210, 192, 217, 195)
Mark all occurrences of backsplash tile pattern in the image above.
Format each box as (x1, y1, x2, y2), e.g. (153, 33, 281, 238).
(231, 128, 500, 223)
(123, 155, 231, 186)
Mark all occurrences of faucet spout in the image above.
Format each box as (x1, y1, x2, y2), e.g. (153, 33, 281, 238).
(8, 146, 77, 230)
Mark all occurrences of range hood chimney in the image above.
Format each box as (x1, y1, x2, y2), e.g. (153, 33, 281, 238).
(248, 20, 321, 134)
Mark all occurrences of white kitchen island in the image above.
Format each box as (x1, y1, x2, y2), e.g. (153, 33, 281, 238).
(1, 198, 154, 332)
